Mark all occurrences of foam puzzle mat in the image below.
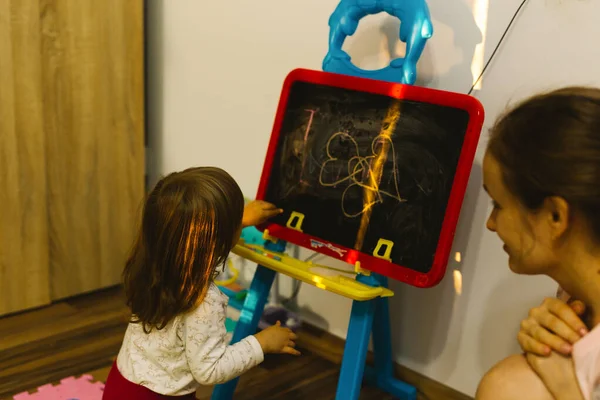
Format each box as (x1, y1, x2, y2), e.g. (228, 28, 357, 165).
(13, 374, 104, 399)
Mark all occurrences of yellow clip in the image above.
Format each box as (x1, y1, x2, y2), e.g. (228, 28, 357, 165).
(354, 261, 371, 276)
(262, 229, 278, 244)
(373, 239, 394, 261)
(286, 211, 305, 232)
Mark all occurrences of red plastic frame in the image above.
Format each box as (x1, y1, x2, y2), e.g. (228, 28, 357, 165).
(255, 69, 484, 288)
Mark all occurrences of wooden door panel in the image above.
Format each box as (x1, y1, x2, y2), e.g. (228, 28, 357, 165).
(40, 0, 145, 299)
(0, 0, 51, 315)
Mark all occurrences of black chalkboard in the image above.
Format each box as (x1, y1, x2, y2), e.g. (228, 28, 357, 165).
(258, 72, 481, 283)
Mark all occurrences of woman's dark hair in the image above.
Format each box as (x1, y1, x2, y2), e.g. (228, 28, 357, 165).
(123, 167, 244, 332)
(488, 87, 600, 239)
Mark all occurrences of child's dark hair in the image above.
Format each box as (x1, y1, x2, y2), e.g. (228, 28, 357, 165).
(123, 167, 244, 332)
(488, 87, 600, 239)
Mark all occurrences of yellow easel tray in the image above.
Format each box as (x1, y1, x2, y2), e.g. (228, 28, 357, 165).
(231, 243, 394, 301)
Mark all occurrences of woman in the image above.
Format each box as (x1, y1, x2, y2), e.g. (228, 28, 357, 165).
(475, 87, 600, 400)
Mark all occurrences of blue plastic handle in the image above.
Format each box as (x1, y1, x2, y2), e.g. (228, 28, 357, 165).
(323, 0, 434, 85)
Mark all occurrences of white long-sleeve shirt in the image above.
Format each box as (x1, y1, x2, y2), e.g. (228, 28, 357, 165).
(116, 283, 264, 395)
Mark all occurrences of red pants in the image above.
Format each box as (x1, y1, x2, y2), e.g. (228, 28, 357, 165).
(103, 361, 196, 399)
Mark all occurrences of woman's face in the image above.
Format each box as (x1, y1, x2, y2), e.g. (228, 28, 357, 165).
(483, 152, 558, 275)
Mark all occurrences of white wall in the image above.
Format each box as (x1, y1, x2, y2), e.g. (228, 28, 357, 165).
(146, 0, 600, 395)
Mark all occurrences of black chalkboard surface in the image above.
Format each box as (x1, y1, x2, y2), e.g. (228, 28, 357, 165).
(256, 70, 484, 287)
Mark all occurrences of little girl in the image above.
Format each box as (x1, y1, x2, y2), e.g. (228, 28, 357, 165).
(103, 167, 300, 399)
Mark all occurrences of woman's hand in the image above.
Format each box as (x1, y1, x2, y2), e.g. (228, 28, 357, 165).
(242, 200, 283, 227)
(518, 297, 587, 356)
(526, 352, 585, 400)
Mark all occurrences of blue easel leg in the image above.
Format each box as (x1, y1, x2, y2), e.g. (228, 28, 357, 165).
(372, 295, 394, 375)
(211, 265, 276, 400)
(363, 275, 417, 400)
(335, 298, 376, 400)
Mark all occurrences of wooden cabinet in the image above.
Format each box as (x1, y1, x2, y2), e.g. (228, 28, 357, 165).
(0, 0, 145, 315)
(0, 0, 51, 316)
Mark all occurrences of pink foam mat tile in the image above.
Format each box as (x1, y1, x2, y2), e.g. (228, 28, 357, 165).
(13, 374, 104, 400)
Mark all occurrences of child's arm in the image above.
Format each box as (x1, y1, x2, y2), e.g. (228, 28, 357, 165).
(183, 286, 264, 385)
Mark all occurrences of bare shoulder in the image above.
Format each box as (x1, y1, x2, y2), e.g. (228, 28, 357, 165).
(476, 354, 553, 400)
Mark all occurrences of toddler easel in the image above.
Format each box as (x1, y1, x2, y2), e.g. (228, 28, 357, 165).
(210, 232, 416, 400)
(210, 2, 460, 398)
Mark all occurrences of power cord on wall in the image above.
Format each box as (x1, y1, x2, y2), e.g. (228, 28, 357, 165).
(468, 0, 530, 95)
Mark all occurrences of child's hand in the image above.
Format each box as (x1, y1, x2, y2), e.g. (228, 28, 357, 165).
(518, 297, 587, 356)
(242, 200, 283, 227)
(254, 321, 300, 356)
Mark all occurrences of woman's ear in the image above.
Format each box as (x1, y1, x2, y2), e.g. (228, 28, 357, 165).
(544, 196, 570, 239)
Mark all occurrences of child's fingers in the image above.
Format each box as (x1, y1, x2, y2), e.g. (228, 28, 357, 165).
(258, 201, 279, 210)
(289, 332, 298, 340)
(287, 340, 296, 348)
(282, 346, 301, 356)
(275, 321, 281, 327)
(258, 201, 283, 212)
(263, 209, 283, 218)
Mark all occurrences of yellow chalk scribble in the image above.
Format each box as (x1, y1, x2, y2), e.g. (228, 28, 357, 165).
(356, 100, 402, 251)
